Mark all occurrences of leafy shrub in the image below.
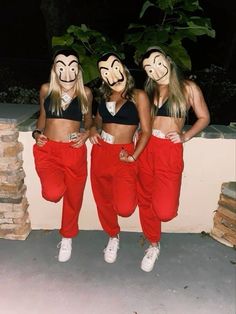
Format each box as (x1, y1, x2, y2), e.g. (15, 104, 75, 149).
(0, 86, 38, 104)
(124, 0, 215, 69)
(52, 24, 123, 83)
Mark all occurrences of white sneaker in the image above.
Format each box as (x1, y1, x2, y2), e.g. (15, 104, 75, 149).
(57, 237, 72, 262)
(141, 243, 160, 272)
(104, 236, 119, 263)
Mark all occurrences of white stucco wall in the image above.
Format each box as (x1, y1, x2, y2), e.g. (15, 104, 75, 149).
(19, 132, 236, 233)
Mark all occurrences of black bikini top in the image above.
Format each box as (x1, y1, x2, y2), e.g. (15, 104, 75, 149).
(44, 95, 83, 122)
(98, 99, 139, 125)
(155, 99, 183, 118)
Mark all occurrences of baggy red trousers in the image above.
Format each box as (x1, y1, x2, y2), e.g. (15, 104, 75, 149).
(90, 140, 137, 237)
(33, 140, 87, 238)
(137, 135, 184, 243)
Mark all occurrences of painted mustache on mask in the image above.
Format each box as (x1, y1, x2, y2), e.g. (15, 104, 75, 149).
(156, 65, 168, 80)
(59, 73, 77, 83)
(106, 72, 125, 86)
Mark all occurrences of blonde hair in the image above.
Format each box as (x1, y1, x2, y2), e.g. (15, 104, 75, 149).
(142, 47, 187, 118)
(47, 63, 89, 116)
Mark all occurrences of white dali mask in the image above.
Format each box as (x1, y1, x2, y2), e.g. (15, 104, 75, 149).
(98, 55, 127, 92)
(143, 51, 170, 85)
(54, 54, 79, 91)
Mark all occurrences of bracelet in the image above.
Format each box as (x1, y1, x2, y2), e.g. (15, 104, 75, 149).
(32, 129, 42, 139)
(130, 155, 136, 161)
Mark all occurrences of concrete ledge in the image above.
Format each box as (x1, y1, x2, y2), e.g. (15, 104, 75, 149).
(21, 121, 236, 140)
(187, 124, 236, 139)
(201, 125, 236, 139)
(0, 103, 38, 126)
(1, 103, 235, 140)
(221, 182, 236, 199)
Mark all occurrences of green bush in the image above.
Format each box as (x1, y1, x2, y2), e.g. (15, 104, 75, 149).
(52, 0, 215, 83)
(124, 0, 215, 69)
(52, 24, 123, 83)
(0, 86, 38, 105)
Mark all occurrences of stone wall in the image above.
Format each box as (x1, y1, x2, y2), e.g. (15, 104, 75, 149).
(0, 122, 31, 240)
(210, 182, 236, 247)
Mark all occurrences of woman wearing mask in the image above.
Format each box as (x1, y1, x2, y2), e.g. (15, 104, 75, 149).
(32, 47, 93, 262)
(138, 47, 210, 272)
(89, 52, 151, 264)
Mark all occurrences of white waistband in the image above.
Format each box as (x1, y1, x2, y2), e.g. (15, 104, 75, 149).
(101, 130, 115, 144)
(152, 129, 166, 139)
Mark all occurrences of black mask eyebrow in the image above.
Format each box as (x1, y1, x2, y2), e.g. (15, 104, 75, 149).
(99, 59, 120, 71)
(52, 46, 80, 63)
(55, 60, 79, 67)
(140, 49, 164, 65)
(97, 52, 122, 67)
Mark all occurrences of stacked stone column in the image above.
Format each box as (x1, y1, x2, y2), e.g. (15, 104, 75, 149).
(211, 182, 236, 247)
(0, 122, 31, 240)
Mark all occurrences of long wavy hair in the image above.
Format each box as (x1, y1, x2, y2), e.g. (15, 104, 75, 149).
(141, 47, 187, 118)
(47, 48, 89, 116)
(97, 53, 136, 103)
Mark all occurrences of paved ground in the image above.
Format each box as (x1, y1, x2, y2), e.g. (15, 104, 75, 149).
(0, 230, 235, 314)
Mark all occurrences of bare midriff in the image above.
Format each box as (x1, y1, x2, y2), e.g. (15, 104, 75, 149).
(152, 116, 185, 135)
(102, 123, 137, 144)
(44, 119, 81, 142)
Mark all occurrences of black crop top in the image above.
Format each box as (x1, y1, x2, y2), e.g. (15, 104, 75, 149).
(98, 99, 139, 125)
(44, 95, 83, 122)
(155, 99, 183, 118)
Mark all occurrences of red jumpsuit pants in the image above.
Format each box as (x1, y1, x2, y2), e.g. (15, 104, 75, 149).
(90, 140, 137, 237)
(137, 135, 184, 243)
(33, 140, 87, 238)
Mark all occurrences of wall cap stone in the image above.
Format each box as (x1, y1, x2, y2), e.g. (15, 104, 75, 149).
(183, 123, 236, 140)
(0, 103, 235, 140)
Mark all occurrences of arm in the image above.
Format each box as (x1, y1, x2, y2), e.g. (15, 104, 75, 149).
(121, 89, 152, 163)
(33, 83, 48, 146)
(72, 86, 93, 147)
(182, 81, 210, 142)
(89, 111, 103, 145)
(166, 81, 210, 143)
(83, 86, 93, 132)
(132, 89, 152, 159)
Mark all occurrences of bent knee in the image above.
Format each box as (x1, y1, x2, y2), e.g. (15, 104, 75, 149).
(42, 187, 64, 203)
(158, 211, 178, 222)
(116, 205, 136, 217)
(153, 198, 179, 222)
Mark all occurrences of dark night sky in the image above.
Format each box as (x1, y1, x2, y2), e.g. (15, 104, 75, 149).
(0, 0, 236, 87)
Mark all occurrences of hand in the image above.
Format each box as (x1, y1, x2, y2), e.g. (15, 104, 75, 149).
(71, 131, 89, 148)
(35, 134, 48, 147)
(89, 131, 101, 145)
(165, 131, 185, 143)
(119, 148, 136, 163)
